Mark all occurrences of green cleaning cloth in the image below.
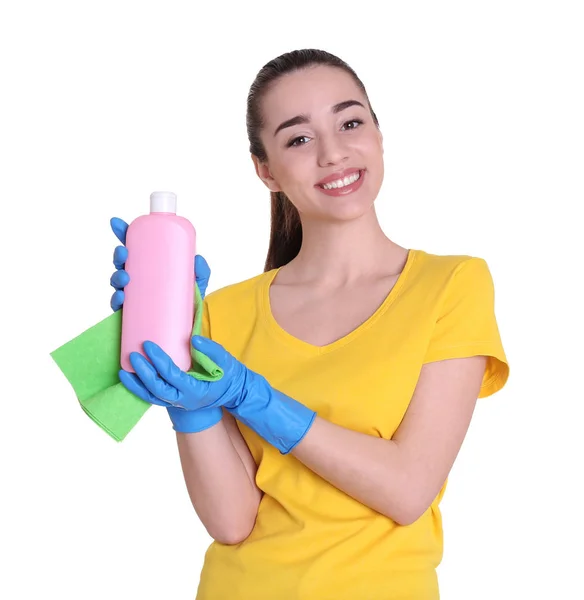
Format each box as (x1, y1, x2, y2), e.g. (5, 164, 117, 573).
(50, 283, 223, 442)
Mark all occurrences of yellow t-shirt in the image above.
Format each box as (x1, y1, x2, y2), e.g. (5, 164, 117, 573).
(195, 249, 509, 600)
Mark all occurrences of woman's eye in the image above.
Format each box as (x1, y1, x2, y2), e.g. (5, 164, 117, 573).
(288, 136, 309, 148)
(342, 119, 364, 130)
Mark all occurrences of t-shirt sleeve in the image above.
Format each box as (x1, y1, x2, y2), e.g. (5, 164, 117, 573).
(422, 257, 509, 398)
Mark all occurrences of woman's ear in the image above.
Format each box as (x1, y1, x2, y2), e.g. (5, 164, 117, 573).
(251, 154, 281, 192)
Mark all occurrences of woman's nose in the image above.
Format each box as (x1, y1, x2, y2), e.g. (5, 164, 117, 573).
(317, 135, 349, 167)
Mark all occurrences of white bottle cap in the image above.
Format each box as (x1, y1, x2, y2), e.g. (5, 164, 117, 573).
(150, 191, 177, 213)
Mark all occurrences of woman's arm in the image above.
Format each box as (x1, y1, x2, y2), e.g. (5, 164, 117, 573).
(176, 412, 262, 544)
(221, 408, 262, 492)
(290, 356, 486, 525)
(130, 336, 485, 529)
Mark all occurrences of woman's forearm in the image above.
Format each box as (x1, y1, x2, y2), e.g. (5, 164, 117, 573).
(291, 418, 410, 521)
(175, 417, 261, 544)
(290, 358, 484, 525)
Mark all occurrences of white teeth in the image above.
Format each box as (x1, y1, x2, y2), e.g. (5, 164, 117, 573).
(320, 171, 361, 190)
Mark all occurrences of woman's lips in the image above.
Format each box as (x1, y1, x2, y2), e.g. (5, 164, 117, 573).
(316, 167, 362, 187)
(316, 169, 365, 197)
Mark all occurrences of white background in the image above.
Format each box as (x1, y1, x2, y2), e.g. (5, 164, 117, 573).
(2, 1, 583, 598)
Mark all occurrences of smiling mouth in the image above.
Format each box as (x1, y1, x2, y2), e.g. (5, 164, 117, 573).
(318, 170, 363, 190)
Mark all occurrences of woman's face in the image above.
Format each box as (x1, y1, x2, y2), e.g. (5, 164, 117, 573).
(254, 65, 384, 223)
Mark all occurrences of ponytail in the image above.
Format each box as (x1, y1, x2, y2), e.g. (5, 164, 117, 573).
(264, 191, 302, 271)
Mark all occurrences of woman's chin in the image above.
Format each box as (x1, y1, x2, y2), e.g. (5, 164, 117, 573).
(313, 179, 380, 222)
(309, 199, 376, 224)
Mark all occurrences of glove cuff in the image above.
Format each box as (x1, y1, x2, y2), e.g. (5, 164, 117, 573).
(167, 406, 223, 434)
(230, 374, 316, 454)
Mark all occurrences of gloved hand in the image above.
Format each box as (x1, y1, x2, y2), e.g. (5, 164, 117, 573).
(109, 216, 222, 434)
(119, 336, 317, 454)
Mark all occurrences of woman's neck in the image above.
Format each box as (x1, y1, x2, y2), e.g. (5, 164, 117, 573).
(283, 207, 407, 286)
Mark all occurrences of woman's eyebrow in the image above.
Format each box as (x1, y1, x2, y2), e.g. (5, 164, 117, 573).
(273, 99, 366, 137)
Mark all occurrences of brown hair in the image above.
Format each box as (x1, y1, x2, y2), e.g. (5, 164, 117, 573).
(246, 49, 380, 271)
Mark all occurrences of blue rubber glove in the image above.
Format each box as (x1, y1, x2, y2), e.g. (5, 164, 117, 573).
(109, 216, 222, 434)
(119, 337, 317, 454)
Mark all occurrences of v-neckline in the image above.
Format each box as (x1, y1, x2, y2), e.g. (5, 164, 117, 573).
(259, 249, 418, 356)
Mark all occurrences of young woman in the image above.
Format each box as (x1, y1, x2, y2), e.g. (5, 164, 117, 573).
(110, 49, 509, 600)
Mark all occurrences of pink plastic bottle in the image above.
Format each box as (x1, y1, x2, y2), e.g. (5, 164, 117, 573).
(120, 191, 196, 373)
